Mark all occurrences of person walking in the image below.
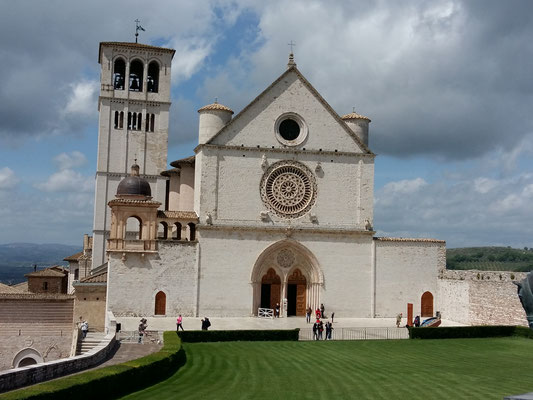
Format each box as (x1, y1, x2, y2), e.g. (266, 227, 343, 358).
(325, 321, 333, 340)
(312, 319, 320, 340)
(81, 320, 88, 339)
(275, 303, 280, 318)
(396, 313, 403, 328)
(176, 314, 184, 331)
(138, 319, 147, 344)
(306, 307, 312, 323)
(318, 320, 324, 340)
(320, 303, 326, 319)
(201, 317, 211, 330)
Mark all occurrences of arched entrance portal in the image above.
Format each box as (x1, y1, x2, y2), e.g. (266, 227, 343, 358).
(251, 240, 323, 317)
(261, 268, 281, 309)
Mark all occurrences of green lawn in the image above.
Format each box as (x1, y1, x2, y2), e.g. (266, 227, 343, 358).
(123, 337, 533, 400)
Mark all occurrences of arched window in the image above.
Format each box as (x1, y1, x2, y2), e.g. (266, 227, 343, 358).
(145, 114, 150, 132)
(43, 282, 48, 291)
(155, 291, 166, 315)
(119, 111, 124, 129)
(150, 114, 155, 132)
(132, 112, 137, 130)
(421, 291, 434, 317)
(158, 222, 168, 240)
(113, 58, 126, 90)
(187, 223, 196, 241)
(127, 112, 132, 130)
(125, 216, 143, 240)
(173, 222, 182, 240)
(129, 60, 143, 92)
(137, 113, 142, 130)
(114, 111, 119, 129)
(147, 61, 159, 93)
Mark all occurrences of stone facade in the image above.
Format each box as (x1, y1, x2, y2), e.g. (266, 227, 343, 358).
(92, 43, 175, 270)
(438, 270, 527, 326)
(101, 50, 449, 324)
(0, 295, 74, 371)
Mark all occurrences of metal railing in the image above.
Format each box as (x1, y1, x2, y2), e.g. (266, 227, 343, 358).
(299, 327, 409, 341)
(258, 308, 274, 319)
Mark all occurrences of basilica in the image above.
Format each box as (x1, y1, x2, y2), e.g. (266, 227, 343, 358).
(77, 42, 447, 325)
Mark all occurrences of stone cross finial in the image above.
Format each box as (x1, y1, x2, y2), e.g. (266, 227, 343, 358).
(287, 41, 296, 68)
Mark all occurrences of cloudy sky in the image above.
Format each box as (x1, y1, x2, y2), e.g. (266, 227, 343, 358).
(0, 0, 532, 248)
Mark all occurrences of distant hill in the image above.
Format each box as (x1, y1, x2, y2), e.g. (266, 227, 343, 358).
(447, 247, 533, 272)
(0, 243, 80, 284)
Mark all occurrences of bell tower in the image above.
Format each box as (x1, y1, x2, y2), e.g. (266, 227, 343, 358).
(92, 42, 175, 270)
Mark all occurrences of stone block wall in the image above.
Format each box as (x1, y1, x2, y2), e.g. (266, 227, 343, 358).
(107, 241, 198, 319)
(0, 295, 74, 371)
(374, 239, 445, 318)
(73, 286, 106, 331)
(438, 270, 527, 326)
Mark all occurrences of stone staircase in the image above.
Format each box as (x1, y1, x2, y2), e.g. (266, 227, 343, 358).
(76, 332, 105, 355)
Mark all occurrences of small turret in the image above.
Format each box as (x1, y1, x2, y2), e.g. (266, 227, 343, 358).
(342, 110, 371, 147)
(197, 101, 234, 145)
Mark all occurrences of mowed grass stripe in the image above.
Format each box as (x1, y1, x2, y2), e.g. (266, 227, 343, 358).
(123, 337, 533, 400)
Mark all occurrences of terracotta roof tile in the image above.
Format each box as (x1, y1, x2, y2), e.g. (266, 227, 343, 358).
(98, 42, 175, 63)
(157, 210, 198, 220)
(0, 283, 25, 294)
(25, 268, 67, 278)
(169, 155, 195, 168)
(79, 270, 107, 284)
(63, 251, 83, 261)
(341, 112, 371, 122)
(374, 237, 445, 244)
(198, 102, 234, 114)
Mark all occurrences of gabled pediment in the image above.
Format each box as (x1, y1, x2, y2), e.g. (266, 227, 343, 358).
(206, 65, 373, 155)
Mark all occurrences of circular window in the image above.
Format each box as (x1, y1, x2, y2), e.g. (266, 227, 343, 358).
(260, 160, 317, 218)
(275, 113, 308, 146)
(279, 119, 300, 141)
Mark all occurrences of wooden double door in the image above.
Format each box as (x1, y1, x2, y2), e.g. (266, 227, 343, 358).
(260, 268, 307, 316)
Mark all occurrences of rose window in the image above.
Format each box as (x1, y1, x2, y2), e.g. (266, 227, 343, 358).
(260, 161, 317, 218)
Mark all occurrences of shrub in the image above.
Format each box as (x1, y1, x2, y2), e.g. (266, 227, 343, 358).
(408, 325, 532, 340)
(178, 329, 300, 343)
(0, 332, 185, 400)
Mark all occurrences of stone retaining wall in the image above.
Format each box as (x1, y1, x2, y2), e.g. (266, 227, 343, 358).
(438, 270, 528, 326)
(0, 333, 116, 393)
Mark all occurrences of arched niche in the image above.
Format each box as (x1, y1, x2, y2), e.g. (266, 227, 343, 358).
(12, 348, 43, 369)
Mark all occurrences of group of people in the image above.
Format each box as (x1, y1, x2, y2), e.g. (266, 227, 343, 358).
(396, 313, 422, 328)
(306, 303, 334, 324)
(312, 318, 333, 340)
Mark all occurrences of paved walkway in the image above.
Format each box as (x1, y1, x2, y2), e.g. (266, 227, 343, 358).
(117, 316, 465, 332)
(95, 341, 162, 369)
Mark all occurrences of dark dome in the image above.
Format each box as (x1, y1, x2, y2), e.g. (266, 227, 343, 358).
(116, 176, 151, 197)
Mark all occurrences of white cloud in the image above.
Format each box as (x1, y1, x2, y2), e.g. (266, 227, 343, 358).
(0, 167, 18, 190)
(54, 151, 88, 170)
(63, 80, 99, 117)
(474, 177, 498, 194)
(35, 169, 93, 193)
(169, 38, 213, 85)
(382, 178, 428, 195)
